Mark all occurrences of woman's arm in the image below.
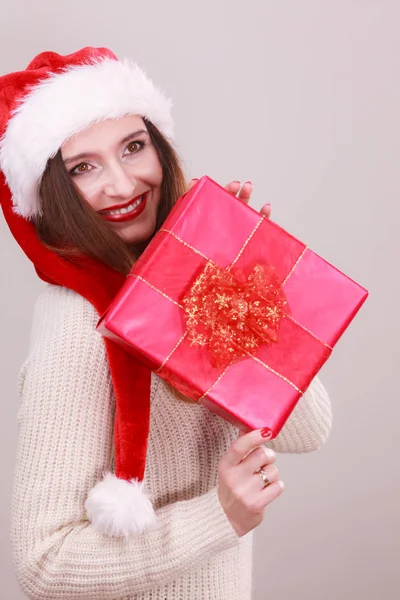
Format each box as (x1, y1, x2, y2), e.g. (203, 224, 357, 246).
(266, 376, 332, 454)
(11, 286, 239, 600)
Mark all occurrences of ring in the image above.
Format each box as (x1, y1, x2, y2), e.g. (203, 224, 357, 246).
(256, 468, 271, 488)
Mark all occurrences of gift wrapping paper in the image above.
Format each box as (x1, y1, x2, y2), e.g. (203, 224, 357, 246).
(97, 176, 368, 437)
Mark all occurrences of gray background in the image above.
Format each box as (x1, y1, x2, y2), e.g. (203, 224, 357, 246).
(1, 1, 399, 598)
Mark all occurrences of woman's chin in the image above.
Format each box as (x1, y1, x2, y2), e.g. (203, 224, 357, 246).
(115, 219, 157, 246)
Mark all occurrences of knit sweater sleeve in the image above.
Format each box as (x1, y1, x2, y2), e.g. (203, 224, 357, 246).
(11, 286, 240, 600)
(265, 377, 332, 454)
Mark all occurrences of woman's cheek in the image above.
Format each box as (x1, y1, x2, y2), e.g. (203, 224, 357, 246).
(75, 179, 101, 210)
(139, 149, 163, 186)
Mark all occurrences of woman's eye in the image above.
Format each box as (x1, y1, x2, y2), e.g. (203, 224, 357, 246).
(71, 163, 91, 175)
(126, 141, 144, 154)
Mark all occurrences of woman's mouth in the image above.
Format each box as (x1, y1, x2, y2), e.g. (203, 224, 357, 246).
(98, 192, 148, 222)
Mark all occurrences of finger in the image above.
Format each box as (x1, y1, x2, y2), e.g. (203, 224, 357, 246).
(248, 463, 279, 491)
(236, 181, 253, 204)
(223, 428, 273, 468)
(260, 203, 271, 219)
(240, 445, 276, 474)
(187, 178, 199, 191)
(258, 480, 285, 508)
(262, 479, 285, 498)
(225, 181, 241, 196)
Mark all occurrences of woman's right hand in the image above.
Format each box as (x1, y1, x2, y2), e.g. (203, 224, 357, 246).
(217, 429, 285, 537)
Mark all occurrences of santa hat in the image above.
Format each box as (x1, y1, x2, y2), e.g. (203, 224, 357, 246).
(0, 47, 174, 219)
(0, 47, 175, 536)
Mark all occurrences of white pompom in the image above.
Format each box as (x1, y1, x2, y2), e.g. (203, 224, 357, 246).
(85, 473, 158, 537)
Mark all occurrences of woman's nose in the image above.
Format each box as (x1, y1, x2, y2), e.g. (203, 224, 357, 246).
(103, 163, 136, 199)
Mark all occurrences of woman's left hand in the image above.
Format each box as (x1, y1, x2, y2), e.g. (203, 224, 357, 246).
(188, 179, 271, 219)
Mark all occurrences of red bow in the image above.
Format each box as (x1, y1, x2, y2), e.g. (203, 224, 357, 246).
(182, 262, 290, 368)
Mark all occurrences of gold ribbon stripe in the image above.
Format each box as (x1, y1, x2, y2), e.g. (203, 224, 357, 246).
(130, 274, 183, 308)
(281, 246, 308, 287)
(156, 331, 188, 373)
(249, 355, 303, 393)
(229, 216, 266, 269)
(279, 246, 333, 350)
(199, 364, 233, 401)
(159, 229, 211, 261)
(287, 315, 333, 350)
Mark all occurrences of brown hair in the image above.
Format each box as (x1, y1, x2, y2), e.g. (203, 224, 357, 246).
(35, 119, 192, 402)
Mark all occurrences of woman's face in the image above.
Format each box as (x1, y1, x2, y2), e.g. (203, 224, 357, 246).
(61, 115, 163, 245)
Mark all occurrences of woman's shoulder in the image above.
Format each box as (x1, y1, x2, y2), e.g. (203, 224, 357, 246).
(29, 284, 100, 353)
(34, 284, 98, 322)
(35, 283, 96, 311)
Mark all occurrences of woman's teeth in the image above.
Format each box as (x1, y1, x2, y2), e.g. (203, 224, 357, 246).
(104, 194, 144, 216)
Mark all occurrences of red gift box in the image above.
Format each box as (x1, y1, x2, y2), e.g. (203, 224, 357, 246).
(97, 176, 368, 437)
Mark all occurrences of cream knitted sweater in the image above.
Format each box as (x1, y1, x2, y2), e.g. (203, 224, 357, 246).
(11, 285, 332, 600)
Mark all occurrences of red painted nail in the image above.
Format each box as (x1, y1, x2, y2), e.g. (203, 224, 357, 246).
(261, 427, 272, 438)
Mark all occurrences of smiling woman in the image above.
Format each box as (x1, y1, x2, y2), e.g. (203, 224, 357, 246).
(0, 46, 332, 600)
(36, 116, 186, 272)
(61, 117, 163, 240)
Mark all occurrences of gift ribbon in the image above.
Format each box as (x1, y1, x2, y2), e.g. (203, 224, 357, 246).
(182, 261, 290, 369)
(155, 226, 332, 350)
(129, 217, 332, 398)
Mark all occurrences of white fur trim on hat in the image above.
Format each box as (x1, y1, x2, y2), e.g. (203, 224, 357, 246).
(85, 473, 158, 537)
(0, 57, 174, 219)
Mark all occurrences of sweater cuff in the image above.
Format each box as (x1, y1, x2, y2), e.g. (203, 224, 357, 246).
(206, 487, 241, 543)
(157, 486, 241, 561)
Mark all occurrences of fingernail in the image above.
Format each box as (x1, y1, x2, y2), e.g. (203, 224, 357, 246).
(278, 480, 285, 490)
(262, 446, 276, 460)
(260, 427, 272, 438)
(244, 181, 253, 187)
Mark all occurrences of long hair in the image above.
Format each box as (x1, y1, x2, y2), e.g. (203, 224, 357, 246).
(35, 119, 191, 402)
(35, 119, 187, 275)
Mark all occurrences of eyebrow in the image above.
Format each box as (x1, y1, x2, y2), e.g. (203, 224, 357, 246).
(63, 129, 149, 165)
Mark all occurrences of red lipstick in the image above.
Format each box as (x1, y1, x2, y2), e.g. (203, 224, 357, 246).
(98, 192, 148, 223)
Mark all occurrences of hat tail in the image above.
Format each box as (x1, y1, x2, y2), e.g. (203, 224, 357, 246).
(85, 348, 156, 537)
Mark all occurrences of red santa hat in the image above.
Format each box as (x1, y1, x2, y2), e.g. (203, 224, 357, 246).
(0, 47, 175, 537)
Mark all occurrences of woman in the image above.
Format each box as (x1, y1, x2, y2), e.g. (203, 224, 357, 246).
(0, 47, 332, 600)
